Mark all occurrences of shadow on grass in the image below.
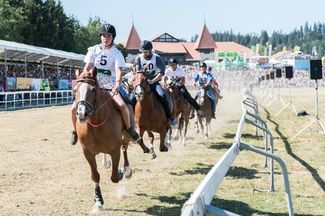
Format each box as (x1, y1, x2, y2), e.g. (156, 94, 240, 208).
(223, 132, 263, 140)
(134, 192, 191, 216)
(211, 198, 316, 216)
(169, 163, 213, 176)
(208, 142, 232, 150)
(264, 108, 325, 192)
(226, 166, 259, 179)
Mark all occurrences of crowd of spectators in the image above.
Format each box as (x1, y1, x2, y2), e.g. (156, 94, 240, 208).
(0, 63, 78, 81)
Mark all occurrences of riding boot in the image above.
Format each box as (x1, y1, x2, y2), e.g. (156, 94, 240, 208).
(71, 130, 78, 145)
(126, 126, 140, 141)
(159, 97, 176, 126)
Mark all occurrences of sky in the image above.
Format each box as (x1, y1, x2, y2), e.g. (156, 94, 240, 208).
(61, 0, 325, 44)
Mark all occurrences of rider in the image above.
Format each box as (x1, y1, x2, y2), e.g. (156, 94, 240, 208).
(163, 58, 203, 118)
(207, 66, 223, 100)
(70, 23, 140, 145)
(134, 40, 176, 126)
(193, 62, 217, 119)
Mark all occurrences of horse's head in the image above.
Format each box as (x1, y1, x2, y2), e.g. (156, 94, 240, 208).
(74, 68, 98, 123)
(198, 86, 207, 105)
(165, 76, 177, 87)
(131, 72, 150, 101)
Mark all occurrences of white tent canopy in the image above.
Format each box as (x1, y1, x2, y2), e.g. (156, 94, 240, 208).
(0, 39, 84, 67)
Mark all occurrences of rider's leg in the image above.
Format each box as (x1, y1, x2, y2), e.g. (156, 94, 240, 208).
(180, 86, 200, 110)
(180, 86, 203, 118)
(207, 88, 216, 118)
(151, 82, 176, 125)
(118, 86, 132, 104)
(71, 102, 78, 145)
(111, 93, 139, 140)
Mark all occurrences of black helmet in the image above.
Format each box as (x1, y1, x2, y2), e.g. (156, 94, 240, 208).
(99, 23, 116, 38)
(140, 40, 153, 51)
(169, 58, 178, 65)
(199, 62, 207, 68)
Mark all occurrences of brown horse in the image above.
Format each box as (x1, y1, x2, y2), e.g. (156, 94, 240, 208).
(131, 72, 173, 158)
(164, 76, 191, 145)
(194, 86, 214, 138)
(73, 68, 146, 209)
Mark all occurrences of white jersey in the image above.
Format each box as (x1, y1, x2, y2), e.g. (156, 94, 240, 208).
(165, 66, 186, 79)
(138, 53, 160, 75)
(84, 44, 126, 89)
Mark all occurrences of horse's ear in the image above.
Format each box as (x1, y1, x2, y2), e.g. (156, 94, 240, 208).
(75, 69, 81, 78)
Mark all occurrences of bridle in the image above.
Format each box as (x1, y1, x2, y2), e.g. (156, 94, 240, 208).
(75, 77, 98, 116)
(75, 77, 111, 127)
(133, 72, 151, 98)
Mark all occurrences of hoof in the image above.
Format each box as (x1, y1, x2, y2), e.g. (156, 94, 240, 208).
(118, 169, 124, 180)
(151, 152, 157, 159)
(143, 147, 150, 154)
(124, 167, 132, 179)
(160, 146, 169, 152)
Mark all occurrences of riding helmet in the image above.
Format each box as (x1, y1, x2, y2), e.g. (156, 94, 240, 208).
(168, 58, 178, 65)
(140, 40, 153, 51)
(99, 23, 116, 39)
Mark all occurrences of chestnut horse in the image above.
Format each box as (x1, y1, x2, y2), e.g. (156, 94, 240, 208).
(131, 72, 173, 158)
(194, 85, 214, 138)
(165, 76, 191, 145)
(73, 68, 148, 209)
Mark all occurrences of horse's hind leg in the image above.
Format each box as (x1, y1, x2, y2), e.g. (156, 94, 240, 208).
(83, 149, 104, 207)
(110, 147, 123, 183)
(122, 145, 132, 179)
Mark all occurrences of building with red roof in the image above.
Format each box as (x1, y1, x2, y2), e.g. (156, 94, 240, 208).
(124, 24, 251, 65)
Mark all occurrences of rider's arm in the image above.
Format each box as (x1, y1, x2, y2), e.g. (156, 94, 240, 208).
(83, 46, 95, 72)
(149, 55, 165, 83)
(135, 55, 143, 72)
(156, 55, 166, 75)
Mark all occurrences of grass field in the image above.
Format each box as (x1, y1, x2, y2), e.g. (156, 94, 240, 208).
(0, 87, 324, 215)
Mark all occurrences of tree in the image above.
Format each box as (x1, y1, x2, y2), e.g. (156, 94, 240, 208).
(0, 0, 26, 41)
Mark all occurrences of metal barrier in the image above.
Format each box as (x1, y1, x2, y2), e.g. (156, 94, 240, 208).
(0, 90, 73, 111)
(181, 91, 294, 216)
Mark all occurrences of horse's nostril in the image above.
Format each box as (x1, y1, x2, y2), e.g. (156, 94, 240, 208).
(84, 112, 88, 117)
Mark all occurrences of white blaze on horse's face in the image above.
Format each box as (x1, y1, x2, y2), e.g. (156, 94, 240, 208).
(76, 83, 89, 122)
(199, 88, 206, 105)
(134, 85, 144, 101)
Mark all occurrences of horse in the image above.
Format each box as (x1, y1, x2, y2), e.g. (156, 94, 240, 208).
(164, 76, 191, 145)
(131, 72, 173, 159)
(194, 84, 214, 138)
(73, 67, 146, 209)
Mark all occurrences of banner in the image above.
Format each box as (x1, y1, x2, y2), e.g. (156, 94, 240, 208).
(6, 77, 16, 91)
(40, 79, 50, 91)
(69, 80, 76, 89)
(58, 79, 69, 90)
(16, 77, 32, 90)
(31, 78, 41, 91)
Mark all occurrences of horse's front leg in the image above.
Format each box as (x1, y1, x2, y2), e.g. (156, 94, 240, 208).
(83, 149, 104, 207)
(199, 117, 205, 137)
(122, 145, 132, 179)
(135, 128, 150, 153)
(181, 118, 189, 146)
(147, 131, 156, 159)
(109, 147, 123, 183)
(160, 130, 169, 152)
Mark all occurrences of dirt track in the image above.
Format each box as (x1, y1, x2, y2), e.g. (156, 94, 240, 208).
(0, 90, 242, 216)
